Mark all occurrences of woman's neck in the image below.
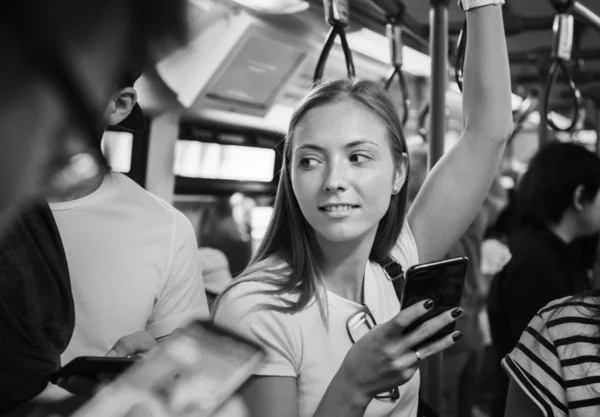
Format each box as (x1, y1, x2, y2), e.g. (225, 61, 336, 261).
(315, 231, 376, 304)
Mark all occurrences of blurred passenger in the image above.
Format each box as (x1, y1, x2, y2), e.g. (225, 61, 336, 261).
(36, 69, 208, 403)
(486, 142, 600, 417)
(503, 291, 600, 416)
(0, 0, 187, 413)
(212, 4, 513, 416)
(199, 198, 252, 276)
(0, 0, 187, 229)
(198, 247, 233, 310)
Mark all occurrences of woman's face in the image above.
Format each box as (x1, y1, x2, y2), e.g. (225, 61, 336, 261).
(290, 100, 406, 245)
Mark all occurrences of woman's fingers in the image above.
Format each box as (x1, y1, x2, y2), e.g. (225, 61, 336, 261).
(401, 307, 463, 349)
(410, 330, 463, 364)
(389, 299, 436, 337)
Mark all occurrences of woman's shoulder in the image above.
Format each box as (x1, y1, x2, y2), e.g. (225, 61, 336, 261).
(537, 292, 600, 320)
(213, 258, 298, 318)
(505, 293, 600, 367)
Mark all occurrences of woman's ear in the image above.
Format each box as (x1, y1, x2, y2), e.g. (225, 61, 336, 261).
(105, 87, 137, 126)
(573, 184, 586, 211)
(392, 152, 409, 195)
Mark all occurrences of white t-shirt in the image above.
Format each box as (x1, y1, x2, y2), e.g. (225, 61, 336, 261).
(213, 224, 420, 417)
(42, 172, 208, 398)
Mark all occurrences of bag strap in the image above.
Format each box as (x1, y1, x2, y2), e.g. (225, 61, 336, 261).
(380, 256, 440, 417)
(380, 255, 406, 306)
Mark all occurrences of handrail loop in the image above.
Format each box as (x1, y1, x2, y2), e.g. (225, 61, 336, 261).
(313, 0, 356, 83)
(384, 16, 411, 127)
(417, 102, 430, 142)
(508, 92, 540, 145)
(454, 20, 467, 92)
(545, 0, 583, 132)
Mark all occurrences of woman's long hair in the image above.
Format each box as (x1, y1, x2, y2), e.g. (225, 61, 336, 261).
(213, 79, 410, 319)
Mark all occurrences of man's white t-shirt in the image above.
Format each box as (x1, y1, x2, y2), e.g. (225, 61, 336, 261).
(43, 172, 208, 398)
(213, 224, 420, 417)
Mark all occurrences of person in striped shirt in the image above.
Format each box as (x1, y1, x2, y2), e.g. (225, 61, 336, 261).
(503, 291, 600, 416)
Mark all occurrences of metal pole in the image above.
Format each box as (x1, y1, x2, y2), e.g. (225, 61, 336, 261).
(428, 0, 449, 169)
(421, 2, 449, 415)
(572, 2, 600, 34)
(539, 86, 550, 146)
(595, 101, 600, 157)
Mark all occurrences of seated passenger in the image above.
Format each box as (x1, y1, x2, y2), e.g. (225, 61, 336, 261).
(486, 141, 600, 416)
(503, 291, 600, 416)
(212, 3, 513, 416)
(198, 246, 233, 310)
(39, 68, 209, 401)
(488, 142, 600, 357)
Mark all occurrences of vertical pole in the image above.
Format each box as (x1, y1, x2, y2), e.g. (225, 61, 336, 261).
(428, 0, 449, 169)
(145, 111, 181, 204)
(422, 1, 449, 415)
(595, 101, 600, 157)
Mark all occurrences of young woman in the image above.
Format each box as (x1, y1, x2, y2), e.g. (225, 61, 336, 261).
(212, 3, 512, 417)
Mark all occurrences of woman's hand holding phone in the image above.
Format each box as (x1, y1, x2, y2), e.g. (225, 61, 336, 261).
(337, 299, 463, 402)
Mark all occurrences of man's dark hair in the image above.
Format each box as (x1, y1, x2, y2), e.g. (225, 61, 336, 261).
(517, 142, 600, 228)
(1, 0, 188, 79)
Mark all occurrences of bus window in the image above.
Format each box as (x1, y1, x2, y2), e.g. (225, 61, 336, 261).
(174, 140, 275, 182)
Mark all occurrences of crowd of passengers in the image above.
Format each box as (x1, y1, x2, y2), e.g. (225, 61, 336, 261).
(1, 1, 600, 417)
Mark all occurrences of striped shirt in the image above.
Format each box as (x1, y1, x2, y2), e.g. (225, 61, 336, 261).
(502, 294, 600, 417)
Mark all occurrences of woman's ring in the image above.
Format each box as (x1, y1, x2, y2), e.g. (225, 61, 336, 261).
(414, 350, 422, 362)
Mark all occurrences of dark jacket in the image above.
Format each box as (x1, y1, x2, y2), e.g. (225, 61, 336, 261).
(0, 203, 73, 413)
(488, 226, 592, 358)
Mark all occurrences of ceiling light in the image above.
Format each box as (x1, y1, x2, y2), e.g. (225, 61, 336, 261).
(232, 0, 309, 14)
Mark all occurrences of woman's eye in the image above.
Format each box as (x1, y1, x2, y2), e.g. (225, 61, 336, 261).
(350, 153, 371, 164)
(299, 157, 319, 168)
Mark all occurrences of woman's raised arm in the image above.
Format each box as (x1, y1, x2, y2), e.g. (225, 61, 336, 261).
(408, 4, 513, 263)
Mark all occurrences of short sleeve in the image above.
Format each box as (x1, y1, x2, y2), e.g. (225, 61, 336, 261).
(390, 222, 420, 268)
(213, 282, 301, 378)
(502, 310, 568, 417)
(146, 212, 209, 338)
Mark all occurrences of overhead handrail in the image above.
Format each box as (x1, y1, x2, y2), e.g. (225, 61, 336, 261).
(544, 0, 582, 132)
(550, 0, 600, 35)
(313, 0, 356, 83)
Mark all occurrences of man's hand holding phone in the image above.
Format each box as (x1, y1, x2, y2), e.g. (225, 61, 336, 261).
(55, 331, 159, 397)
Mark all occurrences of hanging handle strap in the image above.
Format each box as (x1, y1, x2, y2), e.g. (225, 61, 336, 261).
(314, 0, 356, 83)
(544, 2, 583, 132)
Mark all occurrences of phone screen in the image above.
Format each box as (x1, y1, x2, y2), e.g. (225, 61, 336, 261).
(72, 321, 264, 417)
(401, 257, 469, 347)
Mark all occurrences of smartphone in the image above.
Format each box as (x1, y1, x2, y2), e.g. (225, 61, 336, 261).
(50, 357, 137, 383)
(72, 320, 265, 417)
(401, 256, 469, 347)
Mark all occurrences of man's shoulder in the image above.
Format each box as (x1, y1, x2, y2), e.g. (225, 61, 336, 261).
(111, 172, 188, 225)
